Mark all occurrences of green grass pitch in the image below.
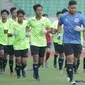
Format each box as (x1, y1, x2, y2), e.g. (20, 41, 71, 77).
(0, 57, 85, 85)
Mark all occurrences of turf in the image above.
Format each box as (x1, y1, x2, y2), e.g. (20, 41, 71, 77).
(0, 57, 85, 85)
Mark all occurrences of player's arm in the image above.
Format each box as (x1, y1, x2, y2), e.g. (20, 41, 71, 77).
(42, 19, 53, 34)
(7, 23, 17, 37)
(26, 19, 31, 37)
(56, 15, 63, 39)
(74, 15, 85, 31)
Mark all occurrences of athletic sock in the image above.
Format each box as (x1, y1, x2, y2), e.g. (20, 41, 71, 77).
(54, 55, 58, 66)
(33, 64, 39, 78)
(15, 63, 21, 77)
(9, 59, 14, 72)
(83, 57, 85, 69)
(66, 64, 73, 81)
(3, 57, 7, 71)
(77, 58, 80, 70)
(0, 57, 3, 70)
(22, 63, 27, 71)
(73, 64, 77, 73)
(64, 59, 67, 68)
(58, 57, 64, 70)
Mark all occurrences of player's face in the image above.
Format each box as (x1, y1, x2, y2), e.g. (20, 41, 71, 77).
(1, 12, 8, 19)
(57, 14, 62, 20)
(68, 5, 77, 15)
(12, 9, 17, 17)
(35, 7, 43, 16)
(17, 13, 24, 22)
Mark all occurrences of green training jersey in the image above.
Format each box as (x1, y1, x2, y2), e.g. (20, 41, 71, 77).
(13, 20, 29, 50)
(27, 16, 51, 47)
(0, 20, 9, 45)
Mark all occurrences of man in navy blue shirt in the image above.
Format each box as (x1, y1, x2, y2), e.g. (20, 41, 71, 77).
(57, 0, 85, 85)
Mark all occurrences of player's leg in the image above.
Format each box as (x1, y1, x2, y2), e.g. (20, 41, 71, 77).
(83, 57, 85, 73)
(58, 45, 64, 71)
(8, 45, 14, 76)
(64, 44, 76, 84)
(14, 50, 22, 79)
(45, 43, 51, 68)
(58, 53, 64, 71)
(74, 44, 82, 74)
(30, 45, 40, 81)
(21, 49, 28, 77)
(77, 57, 80, 70)
(38, 47, 46, 68)
(53, 43, 58, 68)
(64, 58, 67, 69)
(0, 44, 4, 73)
(3, 45, 8, 72)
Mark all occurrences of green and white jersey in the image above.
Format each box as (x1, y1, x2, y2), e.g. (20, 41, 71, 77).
(0, 20, 9, 45)
(13, 20, 29, 50)
(27, 16, 51, 47)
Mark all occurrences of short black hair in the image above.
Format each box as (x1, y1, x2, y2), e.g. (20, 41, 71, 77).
(42, 14, 48, 17)
(62, 8, 68, 13)
(17, 10, 25, 15)
(33, 4, 43, 11)
(10, 7, 17, 13)
(56, 11, 62, 16)
(69, 0, 77, 6)
(1, 9, 9, 15)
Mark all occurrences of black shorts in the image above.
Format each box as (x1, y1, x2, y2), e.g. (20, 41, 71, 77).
(4, 45, 14, 55)
(0, 44, 4, 50)
(30, 45, 46, 57)
(54, 43, 64, 53)
(47, 43, 51, 48)
(63, 44, 82, 56)
(14, 48, 28, 58)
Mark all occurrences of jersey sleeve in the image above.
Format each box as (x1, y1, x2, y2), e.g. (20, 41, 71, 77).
(81, 15, 85, 27)
(58, 15, 63, 25)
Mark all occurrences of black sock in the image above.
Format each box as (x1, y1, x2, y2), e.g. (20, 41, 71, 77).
(33, 64, 39, 78)
(54, 55, 58, 66)
(22, 63, 27, 71)
(0, 57, 3, 70)
(73, 64, 77, 73)
(9, 59, 14, 72)
(83, 57, 85, 69)
(77, 58, 80, 70)
(58, 58, 64, 70)
(67, 64, 73, 81)
(64, 59, 67, 68)
(3, 57, 7, 70)
(15, 63, 21, 77)
(38, 59, 42, 68)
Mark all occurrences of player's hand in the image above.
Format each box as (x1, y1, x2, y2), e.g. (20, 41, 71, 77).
(41, 29, 47, 34)
(26, 32, 30, 37)
(57, 32, 61, 40)
(74, 26, 83, 32)
(7, 33, 13, 37)
(4, 29, 8, 34)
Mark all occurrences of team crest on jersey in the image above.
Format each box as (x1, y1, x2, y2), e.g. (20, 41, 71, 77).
(74, 18, 79, 22)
